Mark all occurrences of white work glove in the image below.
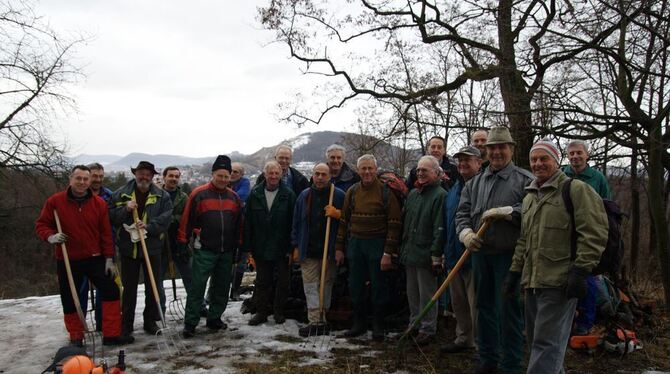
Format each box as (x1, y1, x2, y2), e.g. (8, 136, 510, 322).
(459, 228, 482, 251)
(193, 235, 202, 250)
(481, 206, 514, 221)
(122, 223, 147, 243)
(105, 258, 119, 278)
(48, 233, 68, 244)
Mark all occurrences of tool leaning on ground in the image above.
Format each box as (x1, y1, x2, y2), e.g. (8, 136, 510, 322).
(311, 183, 336, 348)
(164, 241, 185, 322)
(131, 207, 183, 355)
(397, 206, 514, 346)
(54, 210, 103, 359)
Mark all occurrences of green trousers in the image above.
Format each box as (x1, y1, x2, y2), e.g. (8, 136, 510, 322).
(347, 237, 389, 316)
(184, 248, 233, 327)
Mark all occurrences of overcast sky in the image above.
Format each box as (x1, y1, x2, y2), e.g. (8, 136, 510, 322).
(40, 0, 354, 157)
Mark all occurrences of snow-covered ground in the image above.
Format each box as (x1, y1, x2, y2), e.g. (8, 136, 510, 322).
(0, 280, 366, 373)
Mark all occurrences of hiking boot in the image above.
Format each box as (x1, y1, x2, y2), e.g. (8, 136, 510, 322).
(182, 324, 196, 339)
(342, 318, 366, 338)
(70, 339, 84, 347)
(470, 364, 499, 374)
(102, 335, 135, 346)
(248, 313, 268, 326)
(143, 320, 161, 335)
(299, 323, 330, 337)
(371, 316, 384, 341)
(240, 299, 256, 315)
(206, 318, 228, 331)
(273, 312, 286, 324)
(441, 342, 474, 353)
(414, 332, 435, 347)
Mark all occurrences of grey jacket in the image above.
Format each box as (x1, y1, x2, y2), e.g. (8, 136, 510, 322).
(455, 162, 533, 253)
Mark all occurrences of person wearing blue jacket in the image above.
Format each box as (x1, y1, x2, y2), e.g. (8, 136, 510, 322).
(291, 163, 345, 337)
(442, 146, 482, 353)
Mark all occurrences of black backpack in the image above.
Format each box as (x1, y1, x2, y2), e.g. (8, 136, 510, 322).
(562, 178, 625, 279)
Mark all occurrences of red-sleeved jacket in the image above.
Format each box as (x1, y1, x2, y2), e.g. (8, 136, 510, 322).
(35, 188, 114, 261)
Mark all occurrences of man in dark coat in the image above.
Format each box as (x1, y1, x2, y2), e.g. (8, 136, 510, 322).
(406, 136, 460, 191)
(256, 145, 309, 196)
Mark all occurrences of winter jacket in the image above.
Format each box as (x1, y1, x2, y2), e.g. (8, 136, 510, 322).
(256, 166, 309, 197)
(97, 186, 113, 202)
(406, 155, 460, 191)
(243, 182, 296, 261)
(400, 180, 447, 269)
(331, 162, 360, 192)
(165, 186, 188, 250)
(35, 188, 113, 261)
(455, 161, 534, 253)
(291, 183, 345, 261)
(109, 180, 173, 258)
(232, 177, 251, 202)
(510, 171, 608, 288)
(562, 165, 611, 199)
(444, 178, 470, 270)
(177, 182, 243, 253)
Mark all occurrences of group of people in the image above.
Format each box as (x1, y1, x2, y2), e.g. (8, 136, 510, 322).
(35, 126, 612, 374)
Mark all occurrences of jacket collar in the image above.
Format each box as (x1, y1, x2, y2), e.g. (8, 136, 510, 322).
(526, 170, 566, 192)
(482, 161, 515, 180)
(563, 164, 596, 178)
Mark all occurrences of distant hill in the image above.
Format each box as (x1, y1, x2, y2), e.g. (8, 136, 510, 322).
(68, 131, 418, 175)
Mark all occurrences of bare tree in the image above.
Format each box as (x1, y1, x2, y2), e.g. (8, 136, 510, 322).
(0, 1, 83, 174)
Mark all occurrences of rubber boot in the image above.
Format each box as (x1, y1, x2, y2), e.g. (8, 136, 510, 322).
(343, 314, 367, 338)
(371, 312, 385, 341)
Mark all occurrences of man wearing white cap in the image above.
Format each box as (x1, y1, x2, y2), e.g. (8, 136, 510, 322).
(506, 139, 608, 374)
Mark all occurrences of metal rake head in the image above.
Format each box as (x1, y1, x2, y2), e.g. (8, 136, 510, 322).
(83, 330, 103, 361)
(155, 325, 185, 357)
(168, 297, 185, 322)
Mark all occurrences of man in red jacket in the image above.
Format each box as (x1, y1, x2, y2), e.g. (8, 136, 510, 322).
(35, 165, 132, 346)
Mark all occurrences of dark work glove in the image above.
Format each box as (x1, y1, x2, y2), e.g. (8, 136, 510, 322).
(502, 271, 522, 298)
(174, 242, 191, 262)
(565, 266, 589, 300)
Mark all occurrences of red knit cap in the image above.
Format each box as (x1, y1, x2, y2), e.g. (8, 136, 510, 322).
(530, 138, 560, 164)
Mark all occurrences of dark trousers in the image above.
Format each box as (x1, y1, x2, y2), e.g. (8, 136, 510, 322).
(159, 242, 193, 312)
(120, 253, 161, 335)
(254, 258, 290, 316)
(57, 256, 121, 339)
(346, 237, 389, 318)
(79, 277, 103, 330)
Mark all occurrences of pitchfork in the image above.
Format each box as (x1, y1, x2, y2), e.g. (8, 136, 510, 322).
(165, 241, 185, 322)
(303, 184, 336, 350)
(132, 207, 184, 356)
(54, 210, 103, 360)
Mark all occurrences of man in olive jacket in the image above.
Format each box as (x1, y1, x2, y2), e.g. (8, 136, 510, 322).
(109, 161, 173, 338)
(506, 140, 608, 374)
(400, 155, 446, 346)
(244, 160, 297, 326)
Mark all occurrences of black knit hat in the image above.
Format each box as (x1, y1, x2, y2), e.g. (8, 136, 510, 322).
(212, 155, 232, 173)
(131, 161, 158, 175)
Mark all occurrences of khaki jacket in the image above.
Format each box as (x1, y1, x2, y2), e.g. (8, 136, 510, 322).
(510, 171, 608, 289)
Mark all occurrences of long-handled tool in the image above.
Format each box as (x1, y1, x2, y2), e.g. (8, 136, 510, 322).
(54, 210, 102, 359)
(164, 241, 185, 322)
(132, 207, 182, 356)
(305, 184, 336, 349)
(397, 207, 514, 346)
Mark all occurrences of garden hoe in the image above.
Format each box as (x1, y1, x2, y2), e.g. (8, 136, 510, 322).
(54, 210, 103, 361)
(165, 242, 185, 322)
(132, 207, 183, 356)
(397, 206, 514, 348)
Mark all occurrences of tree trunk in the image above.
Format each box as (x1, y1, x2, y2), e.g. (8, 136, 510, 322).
(647, 124, 670, 305)
(630, 147, 640, 274)
(497, 0, 533, 170)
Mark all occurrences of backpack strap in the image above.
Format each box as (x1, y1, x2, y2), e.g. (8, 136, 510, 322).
(561, 178, 578, 262)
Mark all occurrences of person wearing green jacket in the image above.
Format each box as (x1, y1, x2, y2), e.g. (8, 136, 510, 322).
(562, 140, 611, 199)
(506, 139, 608, 374)
(159, 166, 192, 313)
(245, 161, 297, 326)
(400, 155, 447, 346)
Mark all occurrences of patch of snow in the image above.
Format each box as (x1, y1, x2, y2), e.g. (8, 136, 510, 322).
(288, 133, 311, 150)
(0, 280, 367, 374)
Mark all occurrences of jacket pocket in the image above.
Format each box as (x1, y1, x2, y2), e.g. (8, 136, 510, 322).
(537, 246, 570, 287)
